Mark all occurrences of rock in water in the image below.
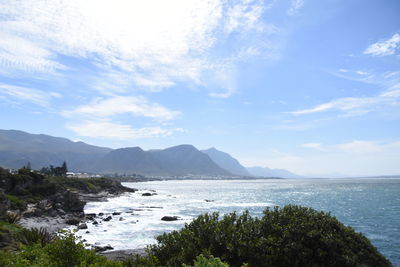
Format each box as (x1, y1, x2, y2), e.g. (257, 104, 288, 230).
(78, 223, 88, 229)
(161, 216, 179, 221)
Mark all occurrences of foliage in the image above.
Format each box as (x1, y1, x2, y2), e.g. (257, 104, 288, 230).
(40, 161, 68, 177)
(183, 254, 230, 267)
(5, 194, 26, 210)
(123, 254, 161, 267)
(148, 205, 392, 267)
(0, 230, 123, 267)
(4, 211, 21, 224)
(17, 227, 55, 247)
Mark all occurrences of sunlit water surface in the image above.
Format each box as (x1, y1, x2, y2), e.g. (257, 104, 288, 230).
(77, 179, 400, 265)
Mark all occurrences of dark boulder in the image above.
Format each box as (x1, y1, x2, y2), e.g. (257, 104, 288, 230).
(94, 245, 114, 252)
(66, 218, 80, 225)
(103, 216, 112, 221)
(78, 223, 88, 229)
(161, 216, 179, 221)
(50, 191, 86, 213)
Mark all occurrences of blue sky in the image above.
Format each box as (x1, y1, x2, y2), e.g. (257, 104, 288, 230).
(0, 0, 399, 176)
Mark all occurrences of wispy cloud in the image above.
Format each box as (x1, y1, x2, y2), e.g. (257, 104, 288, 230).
(225, 0, 266, 32)
(287, 0, 304, 16)
(0, 0, 272, 96)
(364, 33, 400, 56)
(289, 83, 400, 116)
(62, 96, 179, 121)
(301, 143, 324, 151)
(66, 120, 185, 139)
(0, 83, 59, 107)
(337, 140, 382, 154)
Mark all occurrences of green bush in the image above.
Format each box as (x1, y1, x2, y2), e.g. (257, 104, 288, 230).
(183, 254, 230, 267)
(5, 194, 26, 210)
(17, 227, 55, 247)
(0, 230, 123, 267)
(148, 205, 392, 267)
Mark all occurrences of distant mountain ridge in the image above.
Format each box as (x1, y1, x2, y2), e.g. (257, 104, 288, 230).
(0, 129, 111, 171)
(90, 145, 230, 176)
(246, 166, 303, 179)
(201, 147, 250, 176)
(0, 129, 304, 178)
(0, 130, 230, 176)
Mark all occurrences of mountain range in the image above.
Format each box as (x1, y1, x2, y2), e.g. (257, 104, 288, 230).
(0, 129, 301, 178)
(246, 166, 303, 178)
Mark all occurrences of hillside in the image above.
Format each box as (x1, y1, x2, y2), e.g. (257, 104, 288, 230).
(0, 130, 231, 177)
(201, 148, 250, 176)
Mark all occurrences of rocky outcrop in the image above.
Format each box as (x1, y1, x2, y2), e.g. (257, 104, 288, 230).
(161, 216, 179, 221)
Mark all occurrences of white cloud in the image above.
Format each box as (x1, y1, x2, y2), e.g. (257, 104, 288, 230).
(301, 143, 324, 151)
(62, 96, 179, 121)
(337, 140, 382, 154)
(0, 32, 64, 74)
(225, 0, 266, 32)
(0, 83, 56, 107)
(0, 0, 270, 94)
(287, 0, 304, 16)
(66, 120, 185, 139)
(364, 33, 400, 56)
(289, 83, 400, 116)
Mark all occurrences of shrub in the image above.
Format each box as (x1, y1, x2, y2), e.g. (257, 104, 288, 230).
(4, 211, 21, 224)
(183, 254, 230, 267)
(0, 230, 123, 267)
(148, 205, 392, 267)
(17, 227, 55, 247)
(5, 194, 26, 211)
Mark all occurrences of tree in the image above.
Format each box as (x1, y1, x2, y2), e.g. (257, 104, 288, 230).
(148, 205, 392, 267)
(39, 162, 68, 176)
(61, 161, 68, 175)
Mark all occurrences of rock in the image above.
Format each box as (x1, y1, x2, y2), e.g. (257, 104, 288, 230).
(86, 213, 97, 217)
(78, 223, 88, 229)
(119, 217, 124, 221)
(93, 220, 98, 225)
(86, 216, 95, 221)
(141, 193, 153, 196)
(161, 216, 179, 221)
(66, 218, 80, 225)
(48, 209, 58, 217)
(50, 191, 86, 213)
(112, 212, 121, 215)
(86, 231, 90, 233)
(58, 209, 66, 216)
(94, 245, 114, 252)
(205, 199, 214, 202)
(103, 216, 112, 221)
(98, 212, 104, 216)
(38, 199, 53, 210)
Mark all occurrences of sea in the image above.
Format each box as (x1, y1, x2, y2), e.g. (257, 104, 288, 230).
(77, 178, 400, 265)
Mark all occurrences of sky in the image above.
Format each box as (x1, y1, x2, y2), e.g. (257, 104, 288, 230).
(0, 0, 399, 176)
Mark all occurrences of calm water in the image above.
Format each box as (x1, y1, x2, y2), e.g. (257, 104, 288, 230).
(79, 179, 400, 265)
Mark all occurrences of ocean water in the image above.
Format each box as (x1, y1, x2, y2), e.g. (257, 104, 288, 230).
(78, 179, 400, 265)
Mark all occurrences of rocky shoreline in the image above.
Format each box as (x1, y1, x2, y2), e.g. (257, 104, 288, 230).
(18, 191, 129, 232)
